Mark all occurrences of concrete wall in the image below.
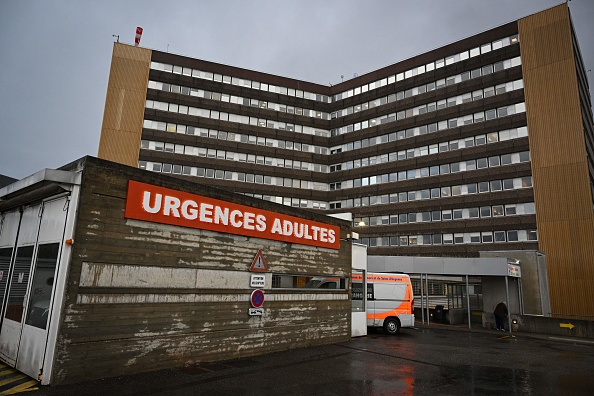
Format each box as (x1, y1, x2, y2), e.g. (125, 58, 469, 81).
(514, 315, 594, 339)
(482, 276, 521, 329)
(52, 157, 352, 385)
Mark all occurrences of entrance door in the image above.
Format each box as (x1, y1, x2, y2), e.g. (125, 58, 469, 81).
(0, 204, 42, 366)
(0, 196, 68, 379)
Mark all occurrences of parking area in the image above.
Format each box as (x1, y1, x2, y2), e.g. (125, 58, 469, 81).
(28, 326, 594, 395)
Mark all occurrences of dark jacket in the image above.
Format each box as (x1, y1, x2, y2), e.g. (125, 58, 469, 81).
(494, 302, 508, 317)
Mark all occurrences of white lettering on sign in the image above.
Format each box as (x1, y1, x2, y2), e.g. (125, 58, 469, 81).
(126, 181, 341, 249)
(269, 219, 335, 244)
(250, 274, 266, 288)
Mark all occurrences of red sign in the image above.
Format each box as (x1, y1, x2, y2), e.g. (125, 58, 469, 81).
(250, 289, 265, 308)
(125, 181, 340, 249)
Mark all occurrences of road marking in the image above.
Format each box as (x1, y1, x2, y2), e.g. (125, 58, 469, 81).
(0, 369, 16, 378)
(548, 336, 594, 345)
(0, 374, 26, 387)
(1, 379, 39, 395)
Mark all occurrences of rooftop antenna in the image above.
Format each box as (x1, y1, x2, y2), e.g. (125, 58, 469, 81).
(134, 27, 143, 47)
(112, 34, 119, 43)
(341, 75, 344, 82)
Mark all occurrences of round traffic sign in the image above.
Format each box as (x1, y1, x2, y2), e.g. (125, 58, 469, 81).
(250, 289, 265, 308)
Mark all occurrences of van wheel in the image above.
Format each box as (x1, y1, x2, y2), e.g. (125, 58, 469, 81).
(383, 318, 400, 335)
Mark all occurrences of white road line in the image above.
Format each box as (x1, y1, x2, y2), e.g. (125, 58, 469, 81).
(548, 336, 594, 345)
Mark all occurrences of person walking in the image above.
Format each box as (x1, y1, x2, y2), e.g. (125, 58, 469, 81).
(494, 301, 508, 331)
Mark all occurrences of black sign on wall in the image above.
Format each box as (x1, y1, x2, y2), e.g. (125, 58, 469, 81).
(352, 283, 374, 301)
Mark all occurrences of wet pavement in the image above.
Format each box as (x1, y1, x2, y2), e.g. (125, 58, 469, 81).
(31, 325, 594, 395)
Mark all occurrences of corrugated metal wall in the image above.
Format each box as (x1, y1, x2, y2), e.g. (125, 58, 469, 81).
(519, 4, 594, 318)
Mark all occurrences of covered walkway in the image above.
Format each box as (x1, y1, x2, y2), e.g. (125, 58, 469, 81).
(368, 255, 522, 333)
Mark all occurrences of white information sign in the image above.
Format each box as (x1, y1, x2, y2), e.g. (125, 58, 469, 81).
(508, 264, 521, 278)
(249, 308, 264, 316)
(250, 274, 266, 288)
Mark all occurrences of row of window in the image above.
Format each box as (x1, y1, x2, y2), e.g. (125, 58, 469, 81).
(333, 34, 519, 101)
(142, 120, 329, 155)
(360, 229, 536, 247)
(148, 80, 330, 120)
(330, 151, 530, 190)
(149, 34, 518, 106)
(141, 133, 528, 180)
(140, 160, 327, 191)
(354, 202, 536, 227)
(145, 100, 330, 137)
(142, 117, 527, 170)
(145, 94, 525, 144)
(328, 177, 533, 210)
(139, 159, 533, 207)
(331, 97, 526, 137)
(140, 131, 529, 188)
(150, 62, 331, 103)
(330, 126, 528, 171)
(140, 139, 329, 172)
(148, 57, 521, 129)
(332, 59, 522, 119)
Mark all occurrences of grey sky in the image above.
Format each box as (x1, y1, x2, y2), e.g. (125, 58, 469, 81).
(1, 0, 592, 179)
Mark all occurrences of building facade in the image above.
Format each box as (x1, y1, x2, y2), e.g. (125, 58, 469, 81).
(98, 4, 594, 318)
(0, 157, 351, 384)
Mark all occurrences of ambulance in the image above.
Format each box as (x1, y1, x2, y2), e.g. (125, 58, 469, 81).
(352, 272, 415, 335)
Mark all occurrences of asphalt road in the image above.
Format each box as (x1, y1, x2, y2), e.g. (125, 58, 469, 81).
(33, 326, 594, 395)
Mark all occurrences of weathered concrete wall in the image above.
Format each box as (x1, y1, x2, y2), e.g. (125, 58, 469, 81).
(52, 157, 352, 385)
(514, 315, 594, 339)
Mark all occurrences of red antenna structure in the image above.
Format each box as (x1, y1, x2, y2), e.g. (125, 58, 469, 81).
(135, 27, 143, 46)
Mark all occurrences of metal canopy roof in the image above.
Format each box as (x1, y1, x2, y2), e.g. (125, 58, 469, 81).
(368, 255, 511, 276)
(0, 169, 81, 212)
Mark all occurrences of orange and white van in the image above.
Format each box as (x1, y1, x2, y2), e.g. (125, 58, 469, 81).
(352, 272, 415, 335)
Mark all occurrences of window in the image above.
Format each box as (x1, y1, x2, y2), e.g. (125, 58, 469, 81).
(494, 231, 506, 242)
(507, 231, 519, 242)
(477, 158, 488, 169)
(482, 232, 493, 243)
(479, 182, 490, 193)
(492, 205, 504, 216)
(480, 206, 491, 217)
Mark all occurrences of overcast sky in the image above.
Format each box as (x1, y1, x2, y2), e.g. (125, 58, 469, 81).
(1, 0, 592, 179)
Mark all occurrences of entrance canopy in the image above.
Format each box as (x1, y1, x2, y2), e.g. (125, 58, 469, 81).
(368, 255, 514, 276)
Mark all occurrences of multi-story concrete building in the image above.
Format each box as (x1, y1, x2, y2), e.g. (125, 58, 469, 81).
(98, 4, 594, 318)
